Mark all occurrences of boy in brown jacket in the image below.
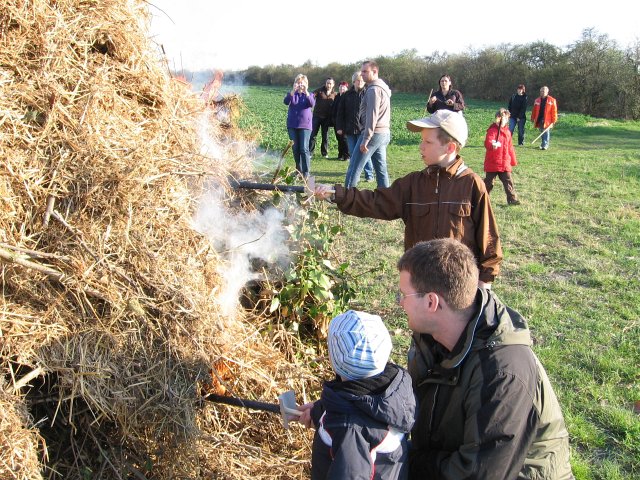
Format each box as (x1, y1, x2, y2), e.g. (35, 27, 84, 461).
(314, 110, 502, 288)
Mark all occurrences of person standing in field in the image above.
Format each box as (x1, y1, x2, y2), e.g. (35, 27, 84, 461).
(283, 74, 315, 178)
(343, 60, 392, 188)
(332, 81, 350, 161)
(296, 310, 416, 480)
(508, 84, 528, 145)
(310, 77, 336, 159)
(315, 109, 502, 290)
(426, 74, 465, 114)
(335, 72, 375, 181)
(531, 86, 558, 150)
(484, 108, 520, 205)
(397, 238, 574, 480)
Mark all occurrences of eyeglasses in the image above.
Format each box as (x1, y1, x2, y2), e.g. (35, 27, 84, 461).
(396, 290, 425, 304)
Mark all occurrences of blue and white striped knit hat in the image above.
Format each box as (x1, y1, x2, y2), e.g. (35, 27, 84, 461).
(327, 310, 392, 381)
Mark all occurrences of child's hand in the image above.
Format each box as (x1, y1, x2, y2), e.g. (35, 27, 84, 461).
(314, 184, 334, 200)
(297, 402, 316, 429)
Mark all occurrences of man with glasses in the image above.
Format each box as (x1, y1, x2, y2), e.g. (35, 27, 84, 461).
(397, 238, 574, 480)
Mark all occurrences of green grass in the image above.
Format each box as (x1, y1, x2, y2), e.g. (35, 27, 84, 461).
(239, 85, 640, 480)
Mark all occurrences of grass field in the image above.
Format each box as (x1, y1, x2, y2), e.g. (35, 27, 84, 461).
(238, 85, 640, 479)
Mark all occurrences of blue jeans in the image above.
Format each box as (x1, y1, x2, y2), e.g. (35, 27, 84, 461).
(344, 132, 390, 188)
(346, 134, 374, 180)
(539, 126, 550, 149)
(288, 128, 311, 177)
(509, 117, 526, 145)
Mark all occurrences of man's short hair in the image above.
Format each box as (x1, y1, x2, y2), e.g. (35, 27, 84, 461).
(397, 239, 478, 310)
(362, 60, 378, 72)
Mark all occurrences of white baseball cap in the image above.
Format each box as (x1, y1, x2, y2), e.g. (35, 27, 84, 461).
(407, 110, 468, 147)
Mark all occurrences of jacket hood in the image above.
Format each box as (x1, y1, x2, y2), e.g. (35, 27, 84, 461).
(321, 364, 416, 432)
(367, 78, 392, 98)
(410, 290, 532, 386)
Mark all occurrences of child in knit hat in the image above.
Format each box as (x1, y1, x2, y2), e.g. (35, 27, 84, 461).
(297, 310, 416, 480)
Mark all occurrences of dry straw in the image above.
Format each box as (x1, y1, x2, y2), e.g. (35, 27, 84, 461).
(1, 0, 315, 478)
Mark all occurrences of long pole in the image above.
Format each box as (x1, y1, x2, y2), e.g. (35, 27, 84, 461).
(272, 140, 294, 182)
(233, 180, 305, 193)
(204, 393, 281, 413)
(231, 176, 334, 196)
(423, 88, 433, 116)
(531, 125, 553, 144)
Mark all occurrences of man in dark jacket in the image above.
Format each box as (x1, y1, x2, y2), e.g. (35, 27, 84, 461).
(397, 238, 574, 480)
(310, 77, 336, 158)
(335, 72, 374, 180)
(332, 81, 350, 161)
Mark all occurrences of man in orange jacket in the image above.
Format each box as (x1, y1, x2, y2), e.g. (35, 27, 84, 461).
(531, 86, 558, 150)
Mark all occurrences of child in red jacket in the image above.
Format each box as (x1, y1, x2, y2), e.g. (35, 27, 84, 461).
(483, 108, 520, 205)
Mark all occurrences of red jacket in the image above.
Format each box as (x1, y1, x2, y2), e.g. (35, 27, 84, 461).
(530, 95, 558, 129)
(484, 123, 517, 173)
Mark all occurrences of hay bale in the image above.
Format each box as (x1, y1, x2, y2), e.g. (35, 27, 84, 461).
(0, 382, 43, 480)
(1, 0, 314, 478)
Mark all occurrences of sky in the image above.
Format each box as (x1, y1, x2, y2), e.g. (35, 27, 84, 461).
(147, 1, 638, 72)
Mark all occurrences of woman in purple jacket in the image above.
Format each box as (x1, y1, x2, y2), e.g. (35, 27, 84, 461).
(284, 74, 316, 178)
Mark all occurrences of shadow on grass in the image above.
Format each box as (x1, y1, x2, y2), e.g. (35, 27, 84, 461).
(620, 163, 640, 179)
(558, 125, 640, 151)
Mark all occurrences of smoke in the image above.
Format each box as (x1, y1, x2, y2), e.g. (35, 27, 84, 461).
(192, 112, 293, 320)
(180, 69, 247, 96)
(193, 187, 290, 319)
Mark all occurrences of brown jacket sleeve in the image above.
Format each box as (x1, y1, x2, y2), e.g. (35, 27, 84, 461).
(333, 167, 503, 283)
(470, 176, 502, 282)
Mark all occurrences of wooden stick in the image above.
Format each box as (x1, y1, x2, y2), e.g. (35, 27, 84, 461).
(272, 140, 294, 183)
(42, 194, 56, 227)
(531, 125, 553, 144)
(12, 366, 45, 392)
(0, 242, 71, 261)
(423, 88, 433, 115)
(0, 246, 64, 280)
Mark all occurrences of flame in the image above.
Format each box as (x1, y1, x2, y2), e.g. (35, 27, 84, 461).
(200, 359, 234, 396)
(201, 70, 224, 104)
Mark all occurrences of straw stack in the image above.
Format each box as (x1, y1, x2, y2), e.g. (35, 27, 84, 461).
(0, 1, 313, 478)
